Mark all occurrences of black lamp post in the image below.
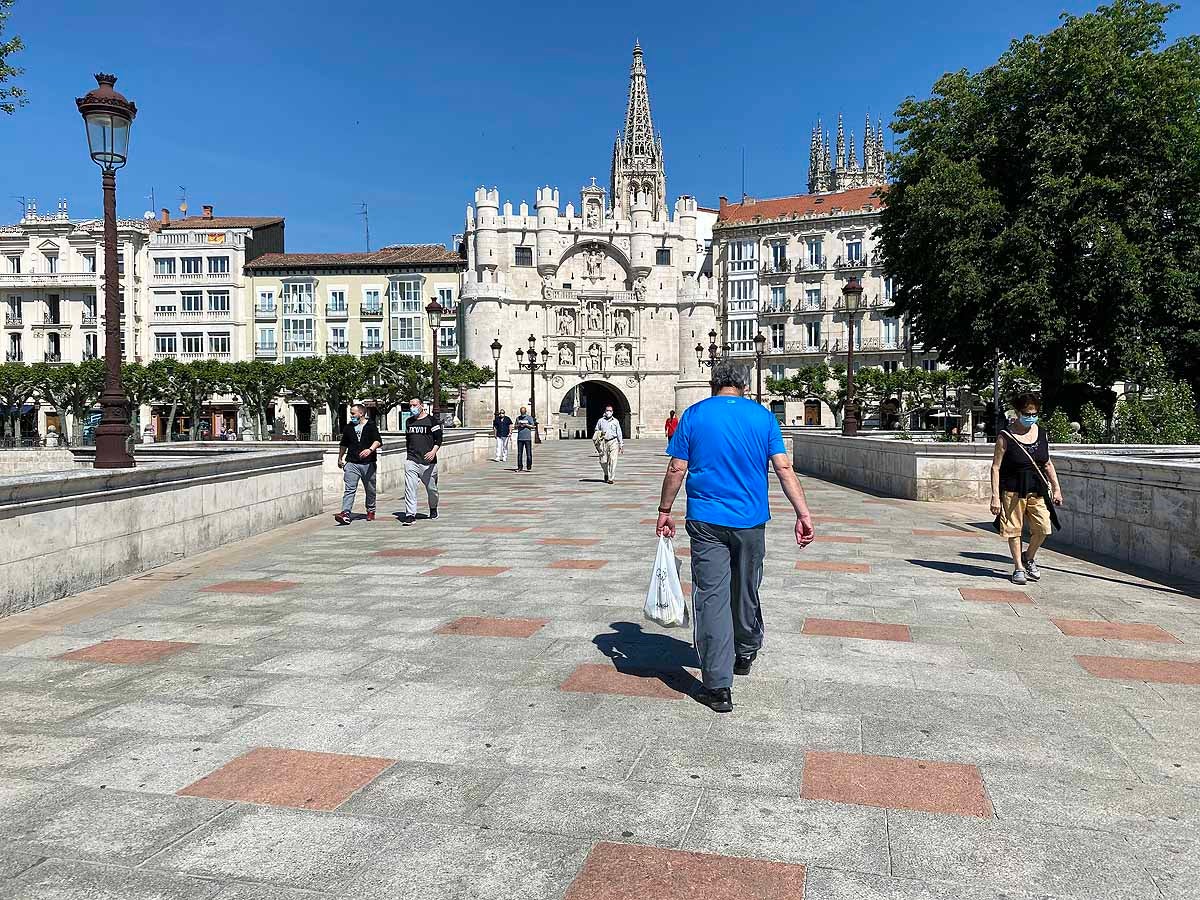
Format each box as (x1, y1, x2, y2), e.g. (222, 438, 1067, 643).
(842, 277, 864, 436)
(695, 328, 720, 370)
(425, 298, 444, 421)
(753, 330, 767, 404)
(76, 73, 136, 468)
(490, 338, 502, 419)
(515, 334, 548, 444)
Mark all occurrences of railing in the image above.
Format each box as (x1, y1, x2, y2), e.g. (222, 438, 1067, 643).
(41, 313, 63, 325)
(255, 303, 277, 317)
(283, 340, 315, 354)
(164, 350, 232, 361)
(326, 304, 349, 317)
(83, 351, 97, 361)
(150, 232, 245, 248)
(43, 352, 62, 363)
(152, 271, 232, 283)
(834, 253, 873, 270)
(327, 341, 350, 354)
(5, 351, 22, 361)
(4, 313, 21, 327)
(761, 301, 792, 314)
(255, 343, 278, 357)
(393, 338, 422, 353)
(360, 304, 384, 317)
(544, 288, 635, 303)
(207, 308, 232, 319)
(283, 301, 315, 315)
(361, 341, 384, 354)
(0, 272, 97, 286)
(81, 314, 98, 326)
(437, 343, 458, 355)
(760, 259, 792, 276)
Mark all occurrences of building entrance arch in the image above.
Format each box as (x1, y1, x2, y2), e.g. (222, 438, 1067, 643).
(558, 379, 632, 439)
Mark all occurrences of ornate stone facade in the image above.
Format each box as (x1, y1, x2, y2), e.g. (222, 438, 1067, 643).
(808, 113, 887, 194)
(460, 44, 717, 436)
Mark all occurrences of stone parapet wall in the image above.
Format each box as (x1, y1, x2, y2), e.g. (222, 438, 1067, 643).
(0, 447, 325, 618)
(0, 449, 83, 476)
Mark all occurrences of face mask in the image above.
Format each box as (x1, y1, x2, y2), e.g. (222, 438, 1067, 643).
(410, 406, 420, 415)
(604, 411, 613, 419)
(350, 415, 360, 424)
(1019, 414, 1038, 426)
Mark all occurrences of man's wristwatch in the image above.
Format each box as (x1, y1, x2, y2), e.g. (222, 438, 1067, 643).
(657, 507, 672, 514)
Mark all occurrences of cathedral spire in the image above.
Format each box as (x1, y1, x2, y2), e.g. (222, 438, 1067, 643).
(835, 114, 846, 169)
(612, 42, 666, 220)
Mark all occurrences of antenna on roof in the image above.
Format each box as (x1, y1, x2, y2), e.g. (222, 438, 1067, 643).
(147, 188, 156, 213)
(740, 147, 746, 202)
(360, 202, 370, 253)
(178, 186, 188, 217)
(13, 196, 27, 221)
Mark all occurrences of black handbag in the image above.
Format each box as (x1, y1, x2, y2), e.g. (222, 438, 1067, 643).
(994, 430, 1060, 533)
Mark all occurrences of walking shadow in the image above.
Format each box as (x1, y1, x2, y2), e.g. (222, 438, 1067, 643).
(578, 478, 608, 483)
(907, 559, 1000, 578)
(592, 621, 705, 702)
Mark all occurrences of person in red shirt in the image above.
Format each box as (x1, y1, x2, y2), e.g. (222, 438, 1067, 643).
(664, 410, 679, 439)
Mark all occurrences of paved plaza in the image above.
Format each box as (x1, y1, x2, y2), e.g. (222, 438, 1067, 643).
(1, 440, 1198, 899)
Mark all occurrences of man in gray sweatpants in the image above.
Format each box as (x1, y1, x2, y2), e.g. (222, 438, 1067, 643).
(655, 360, 815, 713)
(401, 398, 442, 526)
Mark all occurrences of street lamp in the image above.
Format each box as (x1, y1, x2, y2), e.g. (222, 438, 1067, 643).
(695, 328, 720, 369)
(841, 276, 864, 436)
(425, 298, 444, 421)
(490, 337, 502, 419)
(515, 334, 548, 444)
(76, 73, 136, 468)
(753, 330, 767, 404)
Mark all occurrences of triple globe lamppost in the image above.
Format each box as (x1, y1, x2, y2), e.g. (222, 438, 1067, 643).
(515, 336, 549, 444)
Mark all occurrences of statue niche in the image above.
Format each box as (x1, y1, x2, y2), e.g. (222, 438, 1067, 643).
(557, 307, 576, 335)
(613, 310, 631, 337)
(558, 343, 575, 368)
(586, 302, 604, 333)
(614, 343, 633, 368)
(586, 343, 603, 372)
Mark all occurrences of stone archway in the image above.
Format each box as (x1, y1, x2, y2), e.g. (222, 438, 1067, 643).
(558, 379, 632, 440)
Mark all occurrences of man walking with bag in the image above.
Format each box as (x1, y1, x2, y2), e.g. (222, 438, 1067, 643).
(334, 404, 382, 526)
(655, 360, 816, 713)
(492, 409, 513, 463)
(402, 398, 442, 526)
(592, 405, 623, 484)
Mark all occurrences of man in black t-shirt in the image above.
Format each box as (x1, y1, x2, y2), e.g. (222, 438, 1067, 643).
(492, 410, 513, 462)
(402, 398, 443, 525)
(334, 404, 383, 525)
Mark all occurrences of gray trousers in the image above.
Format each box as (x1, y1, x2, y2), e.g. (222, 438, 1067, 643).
(342, 461, 377, 514)
(686, 519, 766, 690)
(404, 458, 439, 517)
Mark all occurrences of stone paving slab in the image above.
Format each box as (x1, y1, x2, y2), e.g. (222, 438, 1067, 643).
(1, 440, 1198, 898)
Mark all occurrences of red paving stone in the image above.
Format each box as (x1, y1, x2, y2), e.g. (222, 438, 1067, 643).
(540, 538, 601, 547)
(802, 618, 912, 642)
(818, 535, 865, 544)
(373, 548, 446, 558)
(57, 638, 199, 665)
(912, 529, 974, 537)
(560, 663, 686, 700)
(549, 559, 610, 570)
(422, 565, 511, 577)
(563, 842, 806, 900)
(795, 561, 871, 574)
(436, 616, 549, 638)
(1052, 619, 1180, 643)
(959, 587, 1033, 604)
(178, 747, 394, 811)
(201, 580, 299, 595)
(1075, 655, 1200, 684)
(801, 750, 993, 818)
(812, 516, 876, 526)
(471, 526, 529, 534)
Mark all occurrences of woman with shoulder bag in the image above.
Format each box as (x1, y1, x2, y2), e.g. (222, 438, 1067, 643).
(989, 392, 1064, 585)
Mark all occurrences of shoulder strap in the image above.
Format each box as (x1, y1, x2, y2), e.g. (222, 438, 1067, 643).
(1002, 430, 1051, 490)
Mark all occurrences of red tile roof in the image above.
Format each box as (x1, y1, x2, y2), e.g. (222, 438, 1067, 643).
(153, 216, 284, 231)
(244, 244, 465, 271)
(716, 186, 885, 226)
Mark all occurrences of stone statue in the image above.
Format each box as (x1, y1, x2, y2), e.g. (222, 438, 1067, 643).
(586, 205, 599, 228)
(557, 307, 575, 335)
(615, 344, 632, 368)
(541, 274, 554, 300)
(633, 277, 646, 302)
(587, 303, 603, 332)
(585, 246, 604, 279)
(587, 343, 602, 372)
(614, 311, 630, 337)
(558, 343, 574, 367)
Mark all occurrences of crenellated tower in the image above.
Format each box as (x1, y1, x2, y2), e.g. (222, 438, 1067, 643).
(611, 41, 667, 222)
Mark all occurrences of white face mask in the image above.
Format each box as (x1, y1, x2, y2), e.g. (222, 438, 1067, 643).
(409, 406, 420, 415)
(604, 410, 613, 419)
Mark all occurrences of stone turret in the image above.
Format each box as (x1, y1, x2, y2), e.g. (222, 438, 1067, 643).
(535, 186, 560, 275)
(473, 187, 500, 272)
(675, 195, 697, 276)
(629, 190, 653, 278)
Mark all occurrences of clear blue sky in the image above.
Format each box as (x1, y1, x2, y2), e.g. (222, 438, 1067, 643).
(4, 0, 1198, 251)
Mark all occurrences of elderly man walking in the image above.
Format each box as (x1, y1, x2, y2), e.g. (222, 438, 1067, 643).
(402, 398, 442, 525)
(592, 405, 623, 484)
(656, 360, 816, 713)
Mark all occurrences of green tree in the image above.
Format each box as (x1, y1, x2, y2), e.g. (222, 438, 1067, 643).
(0, 361, 36, 443)
(147, 358, 185, 441)
(30, 360, 104, 445)
(361, 352, 429, 423)
(767, 363, 848, 425)
(439, 359, 494, 420)
(0, 0, 26, 115)
(283, 356, 366, 436)
(227, 360, 287, 440)
(1079, 401, 1109, 443)
(1044, 409, 1076, 443)
(1113, 344, 1200, 443)
(121, 362, 162, 435)
(176, 360, 230, 440)
(878, 1, 1200, 409)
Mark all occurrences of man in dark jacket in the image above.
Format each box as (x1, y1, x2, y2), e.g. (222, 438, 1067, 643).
(402, 398, 443, 525)
(334, 404, 383, 525)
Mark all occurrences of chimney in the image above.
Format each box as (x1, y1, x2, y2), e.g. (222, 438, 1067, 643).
(202, 204, 213, 219)
(719, 196, 728, 211)
(160, 208, 170, 224)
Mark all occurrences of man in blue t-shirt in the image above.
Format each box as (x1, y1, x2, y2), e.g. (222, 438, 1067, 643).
(657, 359, 816, 713)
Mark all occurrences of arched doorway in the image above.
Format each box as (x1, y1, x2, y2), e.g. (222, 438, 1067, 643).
(558, 380, 632, 439)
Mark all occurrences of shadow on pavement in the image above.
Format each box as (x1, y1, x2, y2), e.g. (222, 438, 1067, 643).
(907, 559, 1002, 579)
(958, 551, 1194, 596)
(592, 621, 705, 700)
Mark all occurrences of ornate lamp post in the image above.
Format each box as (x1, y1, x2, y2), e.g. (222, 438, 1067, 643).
(841, 277, 864, 436)
(753, 330, 767, 404)
(490, 338, 502, 419)
(425, 298, 444, 421)
(515, 334, 548, 444)
(695, 328, 720, 370)
(76, 73, 136, 468)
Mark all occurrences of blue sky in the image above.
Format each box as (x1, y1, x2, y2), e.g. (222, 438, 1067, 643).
(3, 0, 1198, 251)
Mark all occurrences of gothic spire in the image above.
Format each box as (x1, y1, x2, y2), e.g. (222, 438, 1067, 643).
(622, 42, 656, 160)
(863, 112, 874, 171)
(848, 130, 858, 170)
(835, 114, 846, 169)
(611, 42, 666, 220)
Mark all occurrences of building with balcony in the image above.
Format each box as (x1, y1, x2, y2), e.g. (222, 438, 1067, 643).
(243, 244, 465, 434)
(0, 199, 150, 436)
(459, 43, 718, 436)
(714, 160, 937, 426)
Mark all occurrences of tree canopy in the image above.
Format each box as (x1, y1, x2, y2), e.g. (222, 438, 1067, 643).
(878, 0, 1200, 410)
(0, 0, 25, 115)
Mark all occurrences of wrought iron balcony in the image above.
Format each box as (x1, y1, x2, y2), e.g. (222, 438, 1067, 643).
(361, 340, 384, 355)
(3, 313, 21, 327)
(326, 304, 349, 318)
(4, 351, 22, 362)
(327, 341, 350, 355)
(360, 303, 384, 318)
(254, 343, 278, 357)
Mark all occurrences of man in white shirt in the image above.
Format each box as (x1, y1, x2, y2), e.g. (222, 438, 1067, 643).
(592, 405, 623, 484)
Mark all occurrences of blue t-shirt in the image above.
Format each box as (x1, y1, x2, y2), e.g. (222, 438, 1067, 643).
(666, 395, 787, 529)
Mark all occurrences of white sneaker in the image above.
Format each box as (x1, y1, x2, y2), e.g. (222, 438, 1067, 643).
(1023, 556, 1041, 581)
(1011, 569, 1028, 585)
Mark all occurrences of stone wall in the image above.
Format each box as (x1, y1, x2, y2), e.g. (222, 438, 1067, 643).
(0, 447, 324, 618)
(0, 449, 81, 476)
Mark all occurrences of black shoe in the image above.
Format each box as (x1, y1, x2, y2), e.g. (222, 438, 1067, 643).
(401, 515, 414, 526)
(700, 687, 733, 713)
(429, 508, 439, 520)
(734, 653, 756, 676)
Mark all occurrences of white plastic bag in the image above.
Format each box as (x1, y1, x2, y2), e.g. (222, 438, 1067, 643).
(644, 535, 689, 628)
